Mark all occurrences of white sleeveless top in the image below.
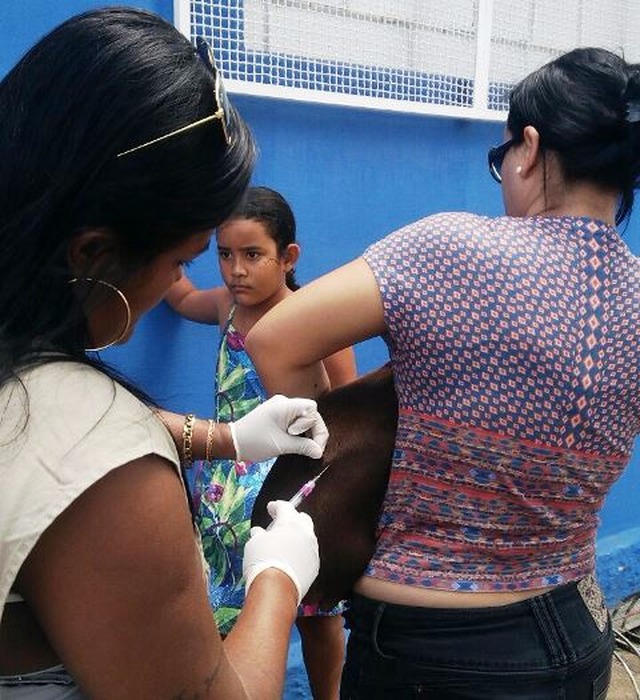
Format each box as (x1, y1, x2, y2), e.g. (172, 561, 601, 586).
(0, 361, 182, 622)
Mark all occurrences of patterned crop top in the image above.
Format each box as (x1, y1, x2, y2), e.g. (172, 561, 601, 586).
(362, 212, 640, 592)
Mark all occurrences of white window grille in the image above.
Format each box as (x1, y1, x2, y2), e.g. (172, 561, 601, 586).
(175, 0, 640, 121)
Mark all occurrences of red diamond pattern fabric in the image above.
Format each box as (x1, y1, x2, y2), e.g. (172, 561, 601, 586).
(362, 212, 640, 591)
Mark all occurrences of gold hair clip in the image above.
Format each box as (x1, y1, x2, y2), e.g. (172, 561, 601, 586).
(116, 37, 231, 158)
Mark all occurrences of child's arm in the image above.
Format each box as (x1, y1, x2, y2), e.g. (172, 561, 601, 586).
(323, 347, 358, 389)
(165, 274, 229, 325)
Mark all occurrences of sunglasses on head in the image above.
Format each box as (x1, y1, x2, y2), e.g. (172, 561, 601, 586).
(195, 36, 232, 146)
(117, 37, 232, 158)
(487, 138, 515, 184)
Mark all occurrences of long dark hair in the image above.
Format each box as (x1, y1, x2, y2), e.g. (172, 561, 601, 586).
(507, 47, 640, 224)
(227, 186, 300, 290)
(0, 7, 255, 382)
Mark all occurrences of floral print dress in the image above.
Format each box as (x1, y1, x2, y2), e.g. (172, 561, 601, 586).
(190, 309, 271, 634)
(191, 308, 343, 634)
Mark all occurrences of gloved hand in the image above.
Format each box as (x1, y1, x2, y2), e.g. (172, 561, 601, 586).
(243, 500, 320, 605)
(229, 394, 329, 462)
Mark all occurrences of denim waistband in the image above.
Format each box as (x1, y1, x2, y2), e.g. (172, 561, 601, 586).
(0, 664, 74, 687)
(346, 578, 611, 671)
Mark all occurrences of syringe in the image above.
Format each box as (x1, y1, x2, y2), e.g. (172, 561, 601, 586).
(288, 464, 330, 508)
(266, 464, 330, 529)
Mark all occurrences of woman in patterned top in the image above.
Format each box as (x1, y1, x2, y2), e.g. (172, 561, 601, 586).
(247, 47, 640, 698)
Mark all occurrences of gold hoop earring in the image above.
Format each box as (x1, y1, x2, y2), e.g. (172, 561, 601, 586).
(68, 277, 132, 352)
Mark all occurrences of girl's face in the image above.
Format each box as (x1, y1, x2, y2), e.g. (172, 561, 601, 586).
(216, 218, 297, 308)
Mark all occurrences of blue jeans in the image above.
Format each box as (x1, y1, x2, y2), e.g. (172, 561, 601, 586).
(341, 579, 613, 699)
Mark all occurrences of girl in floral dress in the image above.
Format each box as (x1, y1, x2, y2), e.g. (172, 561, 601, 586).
(166, 186, 356, 699)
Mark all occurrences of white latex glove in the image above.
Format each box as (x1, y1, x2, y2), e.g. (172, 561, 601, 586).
(243, 500, 320, 605)
(229, 394, 329, 462)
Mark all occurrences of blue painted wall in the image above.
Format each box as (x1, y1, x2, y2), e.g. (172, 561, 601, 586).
(3, 0, 639, 604)
(0, 0, 173, 75)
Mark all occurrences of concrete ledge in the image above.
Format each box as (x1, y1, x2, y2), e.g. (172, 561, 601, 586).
(597, 527, 640, 607)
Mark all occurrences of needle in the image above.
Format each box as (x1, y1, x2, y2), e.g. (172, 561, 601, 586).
(287, 464, 330, 508)
(266, 464, 330, 529)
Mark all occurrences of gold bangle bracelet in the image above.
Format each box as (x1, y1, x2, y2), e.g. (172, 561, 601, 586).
(182, 413, 197, 467)
(205, 419, 216, 462)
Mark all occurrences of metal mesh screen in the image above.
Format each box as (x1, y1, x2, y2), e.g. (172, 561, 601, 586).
(487, 0, 640, 111)
(180, 0, 640, 120)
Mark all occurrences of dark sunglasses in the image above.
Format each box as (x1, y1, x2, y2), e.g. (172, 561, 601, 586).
(487, 138, 515, 184)
(117, 37, 232, 158)
(195, 36, 232, 147)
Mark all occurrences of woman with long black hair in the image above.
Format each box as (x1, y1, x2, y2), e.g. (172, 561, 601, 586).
(0, 8, 326, 698)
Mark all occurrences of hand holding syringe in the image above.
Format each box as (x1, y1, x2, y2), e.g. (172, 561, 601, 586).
(267, 464, 330, 529)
